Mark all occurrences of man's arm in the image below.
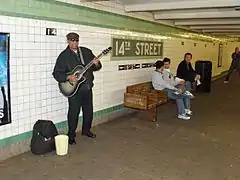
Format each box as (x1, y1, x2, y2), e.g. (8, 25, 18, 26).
(92, 59, 102, 71)
(189, 63, 201, 80)
(189, 63, 196, 73)
(177, 62, 195, 82)
(163, 70, 176, 85)
(152, 72, 176, 90)
(88, 49, 102, 71)
(176, 62, 185, 79)
(175, 77, 184, 83)
(52, 53, 68, 82)
(232, 52, 235, 60)
(176, 62, 188, 80)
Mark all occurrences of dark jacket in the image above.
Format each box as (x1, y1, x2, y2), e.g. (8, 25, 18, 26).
(232, 52, 238, 61)
(52, 46, 102, 90)
(232, 52, 240, 68)
(176, 60, 196, 82)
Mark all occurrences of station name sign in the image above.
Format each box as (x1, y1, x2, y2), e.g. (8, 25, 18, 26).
(111, 36, 163, 60)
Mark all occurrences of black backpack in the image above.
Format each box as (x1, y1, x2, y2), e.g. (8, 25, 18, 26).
(30, 120, 58, 155)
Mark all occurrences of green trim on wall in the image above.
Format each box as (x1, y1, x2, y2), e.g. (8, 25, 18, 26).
(0, 104, 124, 148)
(0, 0, 237, 42)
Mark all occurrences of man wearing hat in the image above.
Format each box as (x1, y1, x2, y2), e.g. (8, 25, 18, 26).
(52, 32, 102, 145)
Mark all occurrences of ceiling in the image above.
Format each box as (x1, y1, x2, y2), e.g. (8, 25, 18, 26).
(87, 0, 240, 37)
(122, 0, 240, 37)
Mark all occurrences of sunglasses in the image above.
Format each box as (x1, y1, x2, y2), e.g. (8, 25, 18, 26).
(70, 39, 79, 42)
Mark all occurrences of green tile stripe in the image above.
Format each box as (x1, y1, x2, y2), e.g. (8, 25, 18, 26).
(0, 0, 237, 42)
(0, 104, 124, 148)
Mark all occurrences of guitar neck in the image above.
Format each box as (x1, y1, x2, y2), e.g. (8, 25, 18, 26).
(83, 52, 104, 72)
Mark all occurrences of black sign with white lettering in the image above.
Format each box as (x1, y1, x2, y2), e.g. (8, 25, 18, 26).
(46, 28, 57, 36)
(111, 37, 163, 60)
(118, 64, 141, 71)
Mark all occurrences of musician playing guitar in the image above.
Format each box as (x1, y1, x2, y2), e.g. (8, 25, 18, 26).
(52, 32, 102, 145)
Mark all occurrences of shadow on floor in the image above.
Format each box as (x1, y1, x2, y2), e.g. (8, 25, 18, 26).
(0, 75, 240, 180)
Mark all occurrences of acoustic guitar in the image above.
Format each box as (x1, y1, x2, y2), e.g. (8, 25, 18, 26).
(58, 46, 112, 97)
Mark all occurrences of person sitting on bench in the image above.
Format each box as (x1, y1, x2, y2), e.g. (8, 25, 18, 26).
(163, 57, 194, 98)
(176, 53, 201, 91)
(151, 60, 192, 120)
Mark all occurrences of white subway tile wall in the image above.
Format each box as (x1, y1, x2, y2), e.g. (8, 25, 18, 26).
(0, 13, 236, 140)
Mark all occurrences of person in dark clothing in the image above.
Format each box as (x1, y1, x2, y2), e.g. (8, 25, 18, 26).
(176, 53, 201, 91)
(224, 47, 240, 83)
(52, 32, 102, 145)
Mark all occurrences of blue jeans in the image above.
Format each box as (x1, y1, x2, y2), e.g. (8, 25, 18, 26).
(164, 89, 190, 115)
(185, 81, 192, 91)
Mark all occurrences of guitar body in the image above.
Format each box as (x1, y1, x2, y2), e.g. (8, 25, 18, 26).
(58, 65, 86, 97)
(57, 46, 112, 98)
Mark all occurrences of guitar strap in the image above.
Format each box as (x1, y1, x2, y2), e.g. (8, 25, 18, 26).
(77, 47, 85, 65)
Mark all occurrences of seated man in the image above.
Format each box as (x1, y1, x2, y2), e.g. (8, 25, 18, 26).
(151, 60, 192, 120)
(163, 57, 194, 98)
(176, 53, 201, 91)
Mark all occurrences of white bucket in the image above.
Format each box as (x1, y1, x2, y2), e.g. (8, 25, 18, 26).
(55, 135, 69, 156)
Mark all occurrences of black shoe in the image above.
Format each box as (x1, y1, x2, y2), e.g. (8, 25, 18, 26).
(81, 131, 96, 138)
(69, 139, 76, 145)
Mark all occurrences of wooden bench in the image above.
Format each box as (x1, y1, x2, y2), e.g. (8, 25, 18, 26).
(124, 82, 168, 122)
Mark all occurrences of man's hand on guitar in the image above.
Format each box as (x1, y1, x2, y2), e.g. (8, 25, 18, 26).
(67, 75, 78, 81)
(93, 58, 100, 65)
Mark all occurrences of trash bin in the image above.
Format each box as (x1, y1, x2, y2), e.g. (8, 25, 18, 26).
(195, 60, 212, 93)
(55, 135, 69, 156)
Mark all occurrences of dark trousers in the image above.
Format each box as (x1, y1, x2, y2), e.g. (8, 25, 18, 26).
(225, 60, 240, 81)
(67, 89, 93, 140)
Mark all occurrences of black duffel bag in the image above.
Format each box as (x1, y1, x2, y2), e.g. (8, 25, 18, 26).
(30, 120, 58, 155)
